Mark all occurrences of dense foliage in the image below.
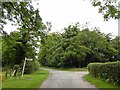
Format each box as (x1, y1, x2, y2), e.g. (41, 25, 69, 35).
(24, 61, 40, 74)
(1, 1, 120, 75)
(39, 24, 120, 68)
(88, 61, 120, 85)
(1, 2, 44, 74)
(112, 36, 120, 60)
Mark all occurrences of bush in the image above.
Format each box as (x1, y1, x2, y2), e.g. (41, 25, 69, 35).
(13, 65, 20, 70)
(34, 61, 40, 71)
(24, 61, 40, 74)
(24, 62, 35, 74)
(13, 65, 20, 77)
(87, 61, 120, 85)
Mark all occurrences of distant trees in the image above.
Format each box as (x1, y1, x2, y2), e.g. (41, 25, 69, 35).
(39, 24, 119, 68)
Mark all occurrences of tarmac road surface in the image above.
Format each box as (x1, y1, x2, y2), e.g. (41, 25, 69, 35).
(40, 68, 99, 89)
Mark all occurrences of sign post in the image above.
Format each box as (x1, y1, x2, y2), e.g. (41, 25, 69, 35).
(21, 57, 33, 78)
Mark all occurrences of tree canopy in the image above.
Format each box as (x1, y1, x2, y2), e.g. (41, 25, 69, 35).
(1, 2, 46, 68)
(1, 1, 120, 69)
(38, 24, 119, 68)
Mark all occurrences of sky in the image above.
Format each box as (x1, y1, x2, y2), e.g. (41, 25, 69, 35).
(36, 0, 118, 36)
(4, 0, 119, 37)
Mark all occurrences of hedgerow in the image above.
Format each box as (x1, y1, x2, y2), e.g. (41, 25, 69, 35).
(87, 61, 120, 85)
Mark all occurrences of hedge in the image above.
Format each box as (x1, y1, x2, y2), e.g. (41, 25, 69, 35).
(87, 61, 120, 85)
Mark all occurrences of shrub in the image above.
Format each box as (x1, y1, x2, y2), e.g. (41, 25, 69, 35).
(87, 61, 120, 85)
(13, 65, 20, 77)
(34, 61, 40, 71)
(13, 65, 20, 70)
(24, 61, 40, 74)
(24, 62, 35, 74)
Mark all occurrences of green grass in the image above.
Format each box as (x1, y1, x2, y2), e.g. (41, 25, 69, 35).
(0, 72, 2, 80)
(83, 74, 120, 89)
(2, 69, 49, 89)
(42, 66, 87, 71)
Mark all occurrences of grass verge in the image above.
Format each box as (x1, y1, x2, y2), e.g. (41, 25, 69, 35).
(41, 66, 87, 71)
(83, 74, 120, 89)
(2, 69, 49, 89)
(0, 72, 2, 81)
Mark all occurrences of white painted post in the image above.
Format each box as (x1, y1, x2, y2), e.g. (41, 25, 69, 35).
(21, 57, 27, 78)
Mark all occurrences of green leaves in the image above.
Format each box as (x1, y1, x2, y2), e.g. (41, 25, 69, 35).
(92, 1, 101, 7)
(91, 0, 120, 21)
(88, 61, 120, 84)
(39, 24, 119, 68)
(1, 2, 46, 68)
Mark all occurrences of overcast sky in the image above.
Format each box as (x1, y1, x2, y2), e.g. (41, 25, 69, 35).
(36, 0, 118, 36)
(4, 0, 119, 37)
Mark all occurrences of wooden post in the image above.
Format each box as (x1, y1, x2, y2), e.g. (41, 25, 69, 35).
(21, 57, 27, 78)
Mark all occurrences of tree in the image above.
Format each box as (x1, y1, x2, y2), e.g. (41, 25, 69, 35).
(39, 23, 118, 68)
(1, 2, 46, 68)
(77, 28, 118, 62)
(1, 1, 46, 50)
(1, 31, 36, 67)
(91, 0, 120, 20)
(2, 31, 21, 67)
(111, 36, 120, 60)
(39, 32, 62, 66)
